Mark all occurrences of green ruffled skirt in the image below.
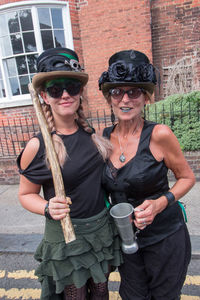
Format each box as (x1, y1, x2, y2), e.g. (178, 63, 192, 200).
(34, 208, 123, 300)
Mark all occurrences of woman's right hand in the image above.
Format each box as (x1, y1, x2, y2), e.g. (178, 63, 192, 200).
(48, 196, 71, 220)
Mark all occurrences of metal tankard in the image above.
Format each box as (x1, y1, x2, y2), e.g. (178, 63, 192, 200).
(110, 203, 139, 254)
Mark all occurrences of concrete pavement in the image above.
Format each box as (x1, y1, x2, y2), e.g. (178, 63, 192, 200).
(0, 183, 199, 257)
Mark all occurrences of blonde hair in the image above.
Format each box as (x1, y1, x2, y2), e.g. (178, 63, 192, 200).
(42, 101, 112, 168)
(42, 102, 67, 167)
(76, 102, 113, 160)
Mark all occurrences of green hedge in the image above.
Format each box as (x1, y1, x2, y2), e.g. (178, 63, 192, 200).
(145, 91, 200, 151)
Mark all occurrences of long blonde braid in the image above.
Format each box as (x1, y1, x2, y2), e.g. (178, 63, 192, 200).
(42, 102, 67, 167)
(76, 102, 112, 161)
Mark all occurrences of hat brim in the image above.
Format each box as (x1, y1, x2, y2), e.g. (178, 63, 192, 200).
(32, 71, 89, 91)
(101, 82, 155, 99)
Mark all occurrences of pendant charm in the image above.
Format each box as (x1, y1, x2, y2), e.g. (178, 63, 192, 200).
(119, 153, 126, 163)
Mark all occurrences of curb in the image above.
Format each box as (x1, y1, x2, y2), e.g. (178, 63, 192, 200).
(0, 233, 199, 258)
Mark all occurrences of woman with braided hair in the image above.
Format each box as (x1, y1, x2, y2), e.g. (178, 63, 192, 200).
(17, 47, 122, 300)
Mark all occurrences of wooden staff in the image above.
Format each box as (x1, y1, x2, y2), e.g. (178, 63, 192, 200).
(28, 83, 76, 244)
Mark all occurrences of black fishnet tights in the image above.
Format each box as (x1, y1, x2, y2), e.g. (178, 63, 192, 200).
(64, 284, 87, 300)
(63, 273, 109, 300)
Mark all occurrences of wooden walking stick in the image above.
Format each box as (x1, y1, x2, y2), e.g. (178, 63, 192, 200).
(28, 83, 76, 244)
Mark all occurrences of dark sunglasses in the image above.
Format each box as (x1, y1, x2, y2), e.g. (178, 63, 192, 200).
(109, 88, 145, 101)
(46, 81, 82, 98)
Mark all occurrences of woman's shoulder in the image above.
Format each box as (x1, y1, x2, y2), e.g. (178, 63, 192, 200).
(152, 123, 173, 142)
(19, 133, 43, 170)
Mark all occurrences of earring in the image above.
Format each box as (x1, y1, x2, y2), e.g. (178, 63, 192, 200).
(80, 96, 83, 105)
(110, 105, 115, 125)
(143, 104, 146, 120)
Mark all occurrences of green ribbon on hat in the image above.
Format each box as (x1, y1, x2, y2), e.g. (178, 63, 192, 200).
(59, 53, 77, 61)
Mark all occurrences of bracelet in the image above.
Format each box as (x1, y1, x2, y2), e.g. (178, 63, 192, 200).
(44, 202, 53, 220)
(164, 191, 176, 206)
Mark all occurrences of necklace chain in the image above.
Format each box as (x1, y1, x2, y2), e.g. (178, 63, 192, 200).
(117, 121, 141, 163)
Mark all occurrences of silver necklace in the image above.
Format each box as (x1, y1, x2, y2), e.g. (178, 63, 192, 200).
(117, 121, 141, 163)
(117, 130, 126, 163)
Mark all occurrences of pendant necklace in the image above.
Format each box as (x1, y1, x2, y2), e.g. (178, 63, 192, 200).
(117, 121, 141, 163)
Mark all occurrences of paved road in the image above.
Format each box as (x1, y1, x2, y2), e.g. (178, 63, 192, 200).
(0, 253, 200, 300)
(0, 182, 199, 256)
(0, 183, 199, 299)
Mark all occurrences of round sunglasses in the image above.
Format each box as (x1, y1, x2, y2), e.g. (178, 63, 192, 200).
(109, 88, 145, 101)
(46, 81, 82, 98)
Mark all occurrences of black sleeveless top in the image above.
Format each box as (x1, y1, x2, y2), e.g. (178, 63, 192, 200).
(17, 127, 105, 219)
(103, 120, 184, 247)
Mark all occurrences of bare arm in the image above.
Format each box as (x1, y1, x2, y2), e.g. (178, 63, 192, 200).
(18, 138, 70, 220)
(134, 124, 196, 229)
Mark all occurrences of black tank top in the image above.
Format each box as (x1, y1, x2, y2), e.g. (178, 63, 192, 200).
(103, 120, 184, 247)
(17, 127, 105, 219)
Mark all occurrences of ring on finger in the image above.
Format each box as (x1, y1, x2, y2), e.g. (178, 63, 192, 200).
(141, 218, 146, 225)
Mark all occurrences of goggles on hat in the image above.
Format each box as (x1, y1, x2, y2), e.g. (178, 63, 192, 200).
(45, 79, 82, 98)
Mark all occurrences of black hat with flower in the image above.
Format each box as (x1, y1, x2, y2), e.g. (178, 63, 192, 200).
(98, 50, 157, 99)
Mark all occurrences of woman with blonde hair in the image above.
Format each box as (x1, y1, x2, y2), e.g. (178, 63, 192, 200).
(99, 49, 196, 300)
(17, 47, 122, 300)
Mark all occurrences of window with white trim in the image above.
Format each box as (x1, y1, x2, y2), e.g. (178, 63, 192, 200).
(0, 1, 73, 107)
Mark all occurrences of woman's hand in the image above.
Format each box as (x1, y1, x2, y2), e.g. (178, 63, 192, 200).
(48, 196, 71, 220)
(133, 196, 168, 230)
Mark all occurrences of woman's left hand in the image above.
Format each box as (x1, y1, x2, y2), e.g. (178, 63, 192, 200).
(133, 196, 168, 230)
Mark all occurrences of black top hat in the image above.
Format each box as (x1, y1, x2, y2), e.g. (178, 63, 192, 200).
(99, 50, 157, 99)
(32, 47, 88, 91)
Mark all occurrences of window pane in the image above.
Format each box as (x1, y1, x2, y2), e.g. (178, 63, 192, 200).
(11, 33, 23, 54)
(23, 32, 36, 52)
(51, 8, 63, 29)
(19, 75, 29, 94)
(19, 10, 33, 31)
(10, 77, 20, 95)
(7, 58, 17, 77)
(0, 68, 6, 98)
(0, 15, 8, 36)
(7, 12, 19, 34)
(41, 30, 54, 50)
(27, 55, 38, 74)
(38, 8, 51, 29)
(54, 30, 65, 47)
(0, 80, 6, 98)
(0, 36, 12, 56)
(0, 4, 68, 101)
(16, 56, 28, 75)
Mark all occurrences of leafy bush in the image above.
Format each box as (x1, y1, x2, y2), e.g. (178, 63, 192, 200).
(145, 91, 200, 151)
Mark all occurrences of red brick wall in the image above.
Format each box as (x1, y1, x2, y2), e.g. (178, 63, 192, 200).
(1, 152, 199, 184)
(77, 0, 152, 114)
(0, 106, 38, 158)
(1, 0, 199, 108)
(151, 0, 200, 100)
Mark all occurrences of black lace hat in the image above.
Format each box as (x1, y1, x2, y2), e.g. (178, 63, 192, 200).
(32, 47, 88, 90)
(99, 50, 157, 99)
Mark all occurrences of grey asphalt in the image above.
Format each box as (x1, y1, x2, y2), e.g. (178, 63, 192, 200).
(0, 183, 199, 257)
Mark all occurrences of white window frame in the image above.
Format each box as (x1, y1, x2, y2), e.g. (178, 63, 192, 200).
(0, 0, 73, 109)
